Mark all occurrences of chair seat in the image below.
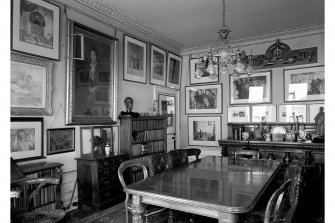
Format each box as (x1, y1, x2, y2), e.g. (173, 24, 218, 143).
(19, 209, 66, 223)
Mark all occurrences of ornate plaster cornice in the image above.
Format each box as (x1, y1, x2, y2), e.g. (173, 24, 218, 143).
(54, 0, 182, 53)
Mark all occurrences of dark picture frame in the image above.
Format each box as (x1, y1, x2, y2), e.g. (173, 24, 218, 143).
(150, 45, 166, 86)
(66, 22, 118, 125)
(11, 0, 60, 60)
(188, 116, 221, 147)
(167, 53, 182, 89)
(47, 128, 75, 155)
(10, 117, 44, 162)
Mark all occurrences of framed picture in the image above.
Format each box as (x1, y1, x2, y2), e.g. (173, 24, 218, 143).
(158, 94, 176, 134)
(10, 117, 44, 162)
(308, 103, 324, 123)
(251, 105, 277, 122)
(11, 0, 60, 60)
(189, 57, 219, 85)
(230, 71, 272, 104)
(188, 116, 221, 147)
(150, 45, 166, 86)
(11, 52, 53, 116)
(47, 128, 75, 155)
(284, 66, 325, 102)
(167, 53, 182, 89)
(185, 84, 222, 114)
(278, 104, 307, 123)
(124, 35, 147, 83)
(66, 22, 118, 125)
(227, 106, 250, 123)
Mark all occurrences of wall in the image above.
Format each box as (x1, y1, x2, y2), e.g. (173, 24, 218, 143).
(179, 31, 325, 158)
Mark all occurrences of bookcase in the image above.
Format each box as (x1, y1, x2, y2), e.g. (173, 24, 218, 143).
(119, 115, 167, 158)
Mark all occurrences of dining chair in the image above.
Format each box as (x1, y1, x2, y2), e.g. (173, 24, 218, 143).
(184, 148, 201, 162)
(167, 149, 189, 169)
(147, 152, 168, 176)
(118, 160, 167, 223)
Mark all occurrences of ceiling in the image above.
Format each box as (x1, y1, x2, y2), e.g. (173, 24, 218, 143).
(97, 0, 324, 49)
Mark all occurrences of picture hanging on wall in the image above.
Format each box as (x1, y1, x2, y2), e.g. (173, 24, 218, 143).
(229, 71, 272, 104)
(185, 84, 222, 114)
(278, 104, 307, 123)
(124, 35, 147, 83)
(251, 105, 277, 122)
(150, 45, 166, 86)
(188, 116, 221, 147)
(189, 57, 219, 85)
(227, 106, 250, 123)
(284, 66, 324, 102)
(167, 53, 182, 89)
(47, 128, 75, 155)
(308, 103, 324, 123)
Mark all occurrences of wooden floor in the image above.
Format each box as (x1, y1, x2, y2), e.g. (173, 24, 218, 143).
(59, 204, 98, 223)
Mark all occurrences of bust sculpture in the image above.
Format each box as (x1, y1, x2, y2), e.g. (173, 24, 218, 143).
(120, 97, 139, 118)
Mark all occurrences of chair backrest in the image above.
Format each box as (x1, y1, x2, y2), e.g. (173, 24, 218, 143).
(184, 148, 201, 161)
(233, 149, 260, 159)
(167, 149, 188, 169)
(118, 160, 149, 188)
(147, 153, 168, 176)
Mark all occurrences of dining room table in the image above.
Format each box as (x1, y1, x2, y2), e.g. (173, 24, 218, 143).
(125, 156, 282, 223)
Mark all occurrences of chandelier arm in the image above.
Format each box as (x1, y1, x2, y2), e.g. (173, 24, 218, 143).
(222, 0, 226, 27)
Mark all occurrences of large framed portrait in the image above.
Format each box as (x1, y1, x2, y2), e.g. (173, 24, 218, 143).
(167, 53, 182, 89)
(185, 84, 222, 114)
(11, 52, 53, 116)
(150, 45, 166, 86)
(11, 0, 60, 60)
(47, 128, 75, 155)
(284, 66, 325, 102)
(278, 104, 307, 123)
(188, 116, 221, 147)
(158, 94, 176, 134)
(189, 57, 219, 85)
(227, 106, 250, 123)
(66, 21, 118, 125)
(124, 35, 147, 83)
(230, 71, 272, 104)
(308, 103, 324, 123)
(251, 105, 277, 122)
(10, 117, 44, 162)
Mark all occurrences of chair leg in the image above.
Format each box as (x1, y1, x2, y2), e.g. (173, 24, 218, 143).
(125, 202, 129, 223)
(145, 215, 149, 223)
(168, 209, 174, 223)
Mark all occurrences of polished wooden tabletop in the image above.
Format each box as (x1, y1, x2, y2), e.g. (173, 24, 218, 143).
(126, 156, 282, 213)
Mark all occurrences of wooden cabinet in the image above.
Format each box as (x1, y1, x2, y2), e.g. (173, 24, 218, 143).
(119, 115, 167, 158)
(76, 153, 128, 211)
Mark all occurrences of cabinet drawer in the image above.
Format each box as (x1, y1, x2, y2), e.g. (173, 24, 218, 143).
(99, 186, 123, 203)
(98, 168, 116, 179)
(98, 175, 118, 190)
(98, 160, 113, 169)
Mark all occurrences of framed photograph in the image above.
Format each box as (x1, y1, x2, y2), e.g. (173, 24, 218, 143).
(11, 0, 60, 60)
(230, 71, 272, 104)
(308, 103, 324, 123)
(188, 116, 221, 147)
(124, 35, 147, 83)
(227, 106, 250, 123)
(150, 45, 166, 86)
(158, 94, 176, 134)
(167, 53, 182, 89)
(251, 105, 277, 122)
(284, 66, 325, 102)
(185, 84, 222, 114)
(47, 128, 75, 155)
(11, 52, 53, 116)
(10, 117, 44, 162)
(66, 22, 118, 125)
(278, 104, 307, 123)
(189, 57, 219, 85)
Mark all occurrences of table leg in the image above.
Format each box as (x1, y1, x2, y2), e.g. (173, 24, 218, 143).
(218, 212, 237, 223)
(130, 195, 144, 223)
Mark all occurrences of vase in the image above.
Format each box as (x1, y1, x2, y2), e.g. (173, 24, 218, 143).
(105, 145, 111, 156)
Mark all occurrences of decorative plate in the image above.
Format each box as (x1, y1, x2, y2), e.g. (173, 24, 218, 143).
(271, 126, 287, 135)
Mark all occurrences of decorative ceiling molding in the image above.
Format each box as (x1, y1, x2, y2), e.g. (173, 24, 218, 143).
(181, 22, 324, 56)
(54, 0, 182, 53)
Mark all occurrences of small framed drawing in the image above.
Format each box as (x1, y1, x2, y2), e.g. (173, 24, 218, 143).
(11, 0, 60, 60)
(158, 94, 176, 134)
(189, 57, 219, 85)
(10, 117, 44, 162)
(150, 45, 166, 86)
(227, 106, 250, 123)
(230, 71, 272, 104)
(188, 116, 221, 147)
(11, 52, 53, 116)
(278, 104, 307, 123)
(124, 35, 147, 83)
(308, 103, 324, 123)
(167, 53, 182, 89)
(47, 128, 75, 155)
(284, 66, 325, 102)
(185, 84, 222, 114)
(251, 105, 277, 122)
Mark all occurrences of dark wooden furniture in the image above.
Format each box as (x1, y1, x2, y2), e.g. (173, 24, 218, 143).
(119, 115, 167, 158)
(125, 156, 282, 223)
(184, 148, 201, 161)
(76, 153, 128, 211)
(166, 149, 189, 169)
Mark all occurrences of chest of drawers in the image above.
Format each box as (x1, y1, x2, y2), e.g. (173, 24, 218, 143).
(76, 153, 128, 211)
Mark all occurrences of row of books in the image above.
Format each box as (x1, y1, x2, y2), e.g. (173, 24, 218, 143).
(32, 185, 56, 207)
(132, 129, 165, 143)
(132, 119, 166, 131)
(131, 141, 165, 157)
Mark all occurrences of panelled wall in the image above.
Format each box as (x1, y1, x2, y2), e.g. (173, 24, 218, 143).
(179, 31, 325, 158)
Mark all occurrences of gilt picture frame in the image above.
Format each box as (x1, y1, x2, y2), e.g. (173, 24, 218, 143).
(11, 0, 60, 60)
(47, 128, 75, 155)
(188, 116, 221, 147)
(167, 53, 182, 89)
(150, 45, 166, 86)
(189, 57, 219, 85)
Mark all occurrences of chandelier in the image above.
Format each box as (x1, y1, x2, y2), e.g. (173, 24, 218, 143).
(195, 0, 254, 79)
